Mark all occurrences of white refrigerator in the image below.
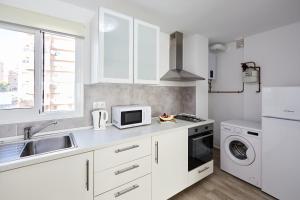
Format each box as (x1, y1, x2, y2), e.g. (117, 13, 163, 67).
(262, 87, 300, 200)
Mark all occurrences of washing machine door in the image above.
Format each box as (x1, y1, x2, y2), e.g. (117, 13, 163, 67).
(224, 135, 256, 166)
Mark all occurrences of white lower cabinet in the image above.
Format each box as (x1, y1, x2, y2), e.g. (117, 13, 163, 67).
(0, 152, 93, 200)
(152, 128, 188, 200)
(94, 138, 152, 198)
(94, 156, 151, 195)
(187, 160, 214, 187)
(94, 138, 151, 171)
(0, 126, 214, 200)
(95, 174, 151, 200)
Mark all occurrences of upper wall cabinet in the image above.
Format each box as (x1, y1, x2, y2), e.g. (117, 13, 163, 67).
(134, 20, 160, 84)
(99, 8, 134, 83)
(96, 8, 160, 84)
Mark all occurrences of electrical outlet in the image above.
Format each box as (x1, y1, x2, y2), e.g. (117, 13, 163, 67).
(93, 101, 106, 109)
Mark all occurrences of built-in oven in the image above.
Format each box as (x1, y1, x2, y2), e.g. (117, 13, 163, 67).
(188, 123, 214, 171)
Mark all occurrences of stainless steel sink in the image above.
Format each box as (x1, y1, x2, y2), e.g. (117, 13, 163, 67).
(0, 133, 76, 164)
(20, 134, 76, 158)
(0, 142, 26, 163)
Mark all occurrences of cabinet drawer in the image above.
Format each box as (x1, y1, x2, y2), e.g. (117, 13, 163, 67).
(187, 160, 213, 187)
(95, 174, 151, 200)
(95, 156, 151, 195)
(94, 138, 151, 172)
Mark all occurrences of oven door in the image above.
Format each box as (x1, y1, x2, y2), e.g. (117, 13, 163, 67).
(121, 110, 143, 126)
(188, 132, 213, 171)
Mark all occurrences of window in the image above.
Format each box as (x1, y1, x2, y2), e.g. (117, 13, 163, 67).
(0, 23, 83, 124)
(43, 33, 76, 112)
(0, 27, 35, 109)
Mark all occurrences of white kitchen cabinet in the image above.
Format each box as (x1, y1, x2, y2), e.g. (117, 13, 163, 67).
(152, 128, 188, 200)
(94, 156, 151, 195)
(0, 152, 93, 200)
(99, 8, 133, 83)
(95, 174, 151, 200)
(187, 160, 213, 187)
(134, 19, 160, 84)
(94, 8, 160, 84)
(94, 137, 151, 171)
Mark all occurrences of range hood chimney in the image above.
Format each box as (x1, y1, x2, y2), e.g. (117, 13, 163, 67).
(160, 32, 205, 81)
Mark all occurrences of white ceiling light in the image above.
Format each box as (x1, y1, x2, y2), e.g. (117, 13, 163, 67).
(209, 43, 227, 53)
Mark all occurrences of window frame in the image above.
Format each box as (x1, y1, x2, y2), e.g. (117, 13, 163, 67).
(0, 23, 84, 125)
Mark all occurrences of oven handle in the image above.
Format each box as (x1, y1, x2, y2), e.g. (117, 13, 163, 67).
(191, 134, 213, 141)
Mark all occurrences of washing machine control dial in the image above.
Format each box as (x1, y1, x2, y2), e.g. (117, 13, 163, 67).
(234, 127, 243, 134)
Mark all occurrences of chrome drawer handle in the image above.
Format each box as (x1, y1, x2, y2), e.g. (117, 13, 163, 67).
(155, 141, 158, 164)
(283, 109, 295, 113)
(114, 184, 139, 198)
(114, 164, 139, 175)
(198, 166, 210, 174)
(115, 145, 139, 153)
(86, 160, 89, 191)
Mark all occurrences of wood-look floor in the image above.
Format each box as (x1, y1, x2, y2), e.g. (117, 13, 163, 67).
(170, 149, 276, 200)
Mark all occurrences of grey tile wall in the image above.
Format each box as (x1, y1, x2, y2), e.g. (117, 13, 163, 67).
(0, 124, 17, 138)
(0, 83, 196, 138)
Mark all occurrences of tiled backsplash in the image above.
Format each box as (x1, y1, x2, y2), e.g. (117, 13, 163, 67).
(0, 83, 196, 138)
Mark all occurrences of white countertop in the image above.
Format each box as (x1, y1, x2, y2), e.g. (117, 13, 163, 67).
(221, 120, 261, 131)
(0, 118, 214, 172)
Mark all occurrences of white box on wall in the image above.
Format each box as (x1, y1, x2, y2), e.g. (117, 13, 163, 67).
(208, 53, 217, 80)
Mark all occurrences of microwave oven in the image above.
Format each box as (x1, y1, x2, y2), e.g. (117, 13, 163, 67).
(112, 105, 152, 129)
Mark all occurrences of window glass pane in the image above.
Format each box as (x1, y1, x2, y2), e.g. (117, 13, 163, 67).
(0, 27, 35, 109)
(43, 33, 76, 112)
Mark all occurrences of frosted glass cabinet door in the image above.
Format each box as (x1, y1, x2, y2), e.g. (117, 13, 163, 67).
(134, 20, 160, 84)
(99, 8, 133, 83)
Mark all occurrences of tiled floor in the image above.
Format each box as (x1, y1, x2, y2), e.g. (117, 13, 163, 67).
(170, 149, 276, 200)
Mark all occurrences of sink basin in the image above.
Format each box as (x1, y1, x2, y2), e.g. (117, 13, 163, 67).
(0, 142, 26, 163)
(0, 133, 76, 163)
(20, 134, 76, 158)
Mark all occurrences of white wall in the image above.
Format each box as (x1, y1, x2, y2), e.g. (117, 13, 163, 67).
(0, 0, 94, 24)
(208, 43, 244, 147)
(209, 21, 300, 147)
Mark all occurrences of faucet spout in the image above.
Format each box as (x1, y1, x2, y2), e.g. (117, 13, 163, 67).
(24, 121, 58, 140)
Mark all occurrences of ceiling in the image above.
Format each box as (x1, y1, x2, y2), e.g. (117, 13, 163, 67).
(61, 0, 300, 43)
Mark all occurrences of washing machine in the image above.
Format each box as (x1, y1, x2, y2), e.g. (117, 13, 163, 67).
(220, 120, 261, 188)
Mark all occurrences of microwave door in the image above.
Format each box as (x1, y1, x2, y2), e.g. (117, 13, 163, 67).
(121, 110, 142, 126)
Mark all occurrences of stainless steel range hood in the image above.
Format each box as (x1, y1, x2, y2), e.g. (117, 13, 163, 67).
(161, 32, 205, 81)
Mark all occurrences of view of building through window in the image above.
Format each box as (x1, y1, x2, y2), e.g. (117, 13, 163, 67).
(0, 28, 35, 109)
(43, 33, 76, 112)
(0, 28, 76, 112)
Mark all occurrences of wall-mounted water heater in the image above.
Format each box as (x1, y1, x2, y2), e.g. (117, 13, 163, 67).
(208, 53, 217, 80)
(208, 43, 226, 80)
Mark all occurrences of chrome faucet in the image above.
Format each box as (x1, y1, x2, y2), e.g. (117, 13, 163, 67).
(24, 121, 58, 140)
